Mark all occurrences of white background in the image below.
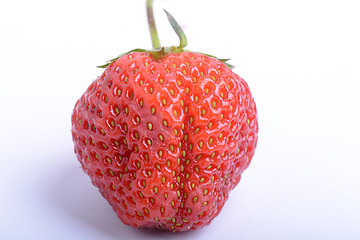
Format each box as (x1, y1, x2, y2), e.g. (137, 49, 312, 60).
(1, 0, 359, 239)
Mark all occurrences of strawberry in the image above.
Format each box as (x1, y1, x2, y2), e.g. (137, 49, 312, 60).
(71, 0, 258, 232)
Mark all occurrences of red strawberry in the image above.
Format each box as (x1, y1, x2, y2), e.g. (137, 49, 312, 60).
(71, 0, 258, 232)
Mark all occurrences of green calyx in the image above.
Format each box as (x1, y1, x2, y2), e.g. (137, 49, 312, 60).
(97, 0, 233, 69)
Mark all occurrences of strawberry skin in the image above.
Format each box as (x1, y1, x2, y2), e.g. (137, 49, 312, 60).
(71, 51, 258, 231)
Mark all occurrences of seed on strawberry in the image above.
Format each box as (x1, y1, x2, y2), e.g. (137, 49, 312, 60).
(71, 0, 258, 232)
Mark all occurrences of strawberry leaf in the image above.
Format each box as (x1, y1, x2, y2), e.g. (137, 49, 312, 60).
(97, 48, 147, 68)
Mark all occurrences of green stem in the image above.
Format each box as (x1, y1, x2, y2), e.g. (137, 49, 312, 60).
(146, 0, 161, 49)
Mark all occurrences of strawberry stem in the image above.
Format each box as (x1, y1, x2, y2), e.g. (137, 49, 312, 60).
(146, 0, 161, 49)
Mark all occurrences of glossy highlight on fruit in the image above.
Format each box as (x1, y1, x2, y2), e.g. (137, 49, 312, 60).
(71, 0, 258, 232)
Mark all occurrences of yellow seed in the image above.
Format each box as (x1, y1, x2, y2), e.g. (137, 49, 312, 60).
(163, 120, 168, 127)
(162, 176, 165, 184)
(173, 110, 178, 117)
(158, 134, 164, 141)
(200, 177, 205, 183)
(201, 109, 206, 116)
(159, 79, 164, 84)
(194, 127, 200, 134)
(209, 137, 213, 145)
(194, 96, 199, 103)
(198, 141, 203, 148)
(144, 208, 149, 214)
(154, 187, 158, 194)
(149, 87, 154, 93)
(193, 197, 198, 203)
(151, 107, 156, 114)
(162, 99, 166, 106)
(148, 122, 153, 130)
